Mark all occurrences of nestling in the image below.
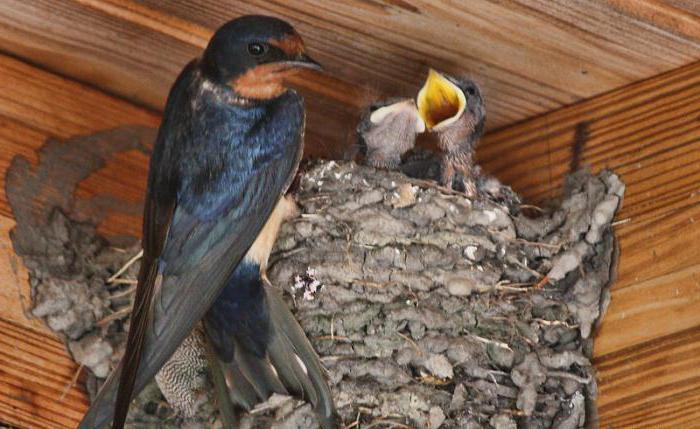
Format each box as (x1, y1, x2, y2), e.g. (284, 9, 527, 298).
(417, 69, 486, 197)
(357, 98, 425, 169)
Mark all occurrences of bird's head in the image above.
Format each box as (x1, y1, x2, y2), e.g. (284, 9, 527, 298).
(416, 69, 485, 133)
(201, 15, 321, 100)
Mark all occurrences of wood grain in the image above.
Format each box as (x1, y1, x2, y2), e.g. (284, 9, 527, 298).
(0, 213, 87, 429)
(481, 60, 700, 301)
(0, 55, 159, 139)
(596, 325, 700, 428)
(0, 48, 699, 429)
(0, 54, 160, 427)
(0, 217, 43, 333)
(480, 60, 700, 427)
(0, 316, 88, 429)
(0, 0, 697, 142)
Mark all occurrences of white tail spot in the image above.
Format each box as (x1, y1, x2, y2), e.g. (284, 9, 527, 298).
(295, 354, 308, 375)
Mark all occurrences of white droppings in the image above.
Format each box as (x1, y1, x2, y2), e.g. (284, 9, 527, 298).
(484, 210, 497, 222)
(293, 268, 323, 301)
(465, 245, 478, 260)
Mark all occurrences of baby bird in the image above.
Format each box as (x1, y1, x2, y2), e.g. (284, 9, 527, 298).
(357, 98, 425, 169)
(417, 69, 486, 197)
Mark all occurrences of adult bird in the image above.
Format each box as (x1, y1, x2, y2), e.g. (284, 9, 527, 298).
(78, 15, 334, 429)
(417, 69, 486, 196)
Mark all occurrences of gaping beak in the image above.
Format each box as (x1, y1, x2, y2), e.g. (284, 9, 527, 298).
(416, 69, 466, 130)
(369, 99, 426, 133)
(283, 53, 323, 71)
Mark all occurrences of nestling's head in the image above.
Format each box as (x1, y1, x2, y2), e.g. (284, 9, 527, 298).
(416, 69, 485, 137)
(201, 15, 321, 99)
(358, 98, 425, 169)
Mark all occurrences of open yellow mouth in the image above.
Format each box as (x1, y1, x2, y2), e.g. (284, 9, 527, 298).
(416, 69, 466, 130)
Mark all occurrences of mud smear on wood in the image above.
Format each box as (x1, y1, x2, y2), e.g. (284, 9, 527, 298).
(7, 133, 623, 428)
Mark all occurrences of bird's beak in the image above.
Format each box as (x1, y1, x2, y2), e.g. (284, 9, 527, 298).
(282, 53, 323, 71)
(416, 69, 466, 130)
(369, 99, 426, 133)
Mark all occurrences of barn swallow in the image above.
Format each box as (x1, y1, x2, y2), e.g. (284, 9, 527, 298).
(78, 15, 333, 429)
(204, 195, 335, 428)
(357, 98, 425, 169)
(417, 69, 486, 197)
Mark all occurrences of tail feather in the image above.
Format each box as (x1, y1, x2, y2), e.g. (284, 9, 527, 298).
(267, 285, 333, 419)
(234, 340, 289, 398)
(207, 284, 336, 428)
(267, 334, 315, 400)
(205, 338, 239, 428)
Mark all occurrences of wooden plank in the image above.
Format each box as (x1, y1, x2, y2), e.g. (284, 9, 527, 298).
(0, 316, 87, 429)
(605, 0, 700, 39)
(479, 61, 700, 203)
(0, 55, 159, 139)
(0, 55, 156, 239)
(481, 61, 700, 354)
(596, 325, 700, 428)
(481, 60, 700, 428)
(0, 0, 698, 137)
(0, 52, 699, 428)
(0, 212, 87, 429)
(0, 117, 146, 239)
(595, 264, 700, 360)
(0, 56, 159, 427)
(0, 0, 357, 160)
(0, 217, 44, 334)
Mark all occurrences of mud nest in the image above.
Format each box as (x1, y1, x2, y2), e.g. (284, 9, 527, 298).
(10, 152, 623, 428)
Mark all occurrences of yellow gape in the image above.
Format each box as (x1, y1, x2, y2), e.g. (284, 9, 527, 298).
(416, 69, 466, 130)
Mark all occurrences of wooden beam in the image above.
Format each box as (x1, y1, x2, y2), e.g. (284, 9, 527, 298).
(481, 61, 700, 352)
(0, 54, 699, 427)
(0, 54, 159, 138)
(481, 60, 700, 427)
(0, 215, 87, 429)
(0, 55, 159, 428)
(596, 325, 700, 429)
(0, 316, 88, 429)
(0, 0, 698, 138)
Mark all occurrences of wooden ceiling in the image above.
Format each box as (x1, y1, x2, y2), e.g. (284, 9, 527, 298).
(0, 0, 698, 155)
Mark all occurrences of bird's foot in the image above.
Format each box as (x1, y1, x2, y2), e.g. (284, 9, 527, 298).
(462, 179, 478, 199)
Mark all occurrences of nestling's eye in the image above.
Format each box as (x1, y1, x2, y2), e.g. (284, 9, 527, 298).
(247, 43, 267, 57)
(465, 86, 476, 96)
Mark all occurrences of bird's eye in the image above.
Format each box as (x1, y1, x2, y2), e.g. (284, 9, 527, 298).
(247, 43, 267, 57)
(465, 86, 476, 96)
